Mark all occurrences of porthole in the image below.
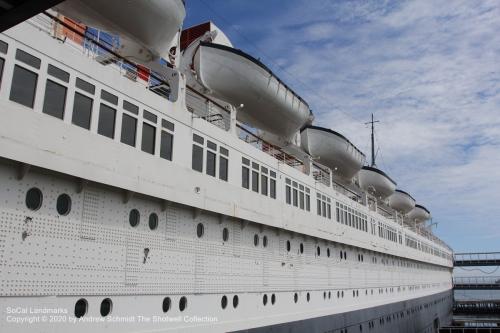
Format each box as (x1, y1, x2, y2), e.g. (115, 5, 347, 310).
(221, 295, 228, 309)
(323, 291, 326, 299)
(148, 213, 158, 230)
(306, 292, 310, 302)
(100, 298, 112, 317)
(317, 246, 321, 256)
(340, 251, 343, 260)
(232, 295, 239, 308)
(179, 296, 187, 311)
(294, 293, 298, 303)
(337, 291, 340, 298)
(253, 234, 259, 246)
(327, 248, 330, 257)
(74, 298, 87, 318)
(56, 194, 71, 215)
(162, 297, 171, 312)
(328, 291, 331, 299)
(222, 227, 229, 242)
(300, 243, 304, 254)
(129, 209, 140, 227)
(263, 235, 268, 248)
(353, 290, 356, 297)
(342, 291, 344, 298)
(25, 187, 43, 211)
(196, 223, 204, 238)
(263, 294, 268, 306)
(344, 251, 347, 259)
(286, 240, 291, 252)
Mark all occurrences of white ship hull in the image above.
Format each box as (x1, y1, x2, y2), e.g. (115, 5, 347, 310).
(0, 14, 452, 333)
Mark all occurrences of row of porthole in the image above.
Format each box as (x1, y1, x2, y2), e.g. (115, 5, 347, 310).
(25, 187, 72, 215)
(74, 298, 112, 318)
(221, 295, 239, 309)
(129, 209, 159, 230)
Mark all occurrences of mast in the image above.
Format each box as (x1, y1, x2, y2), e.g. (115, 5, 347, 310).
(365, 114, 379, 167)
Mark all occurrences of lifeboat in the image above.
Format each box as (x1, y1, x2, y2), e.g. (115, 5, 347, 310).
(358, 166, 396, 199)
(55, 0, 186, 62)
(388, 189, 416, 214)
(189, 41, 313, 141)
(300, 126, 365, 181)
(407, 204, 431, 223)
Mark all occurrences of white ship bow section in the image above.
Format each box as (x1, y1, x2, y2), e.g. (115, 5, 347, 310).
(193, 42, 313, 142)
(300, 126, 365, 182)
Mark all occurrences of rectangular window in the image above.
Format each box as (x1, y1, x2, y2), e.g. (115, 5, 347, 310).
(15, 49, 40, 69)
(10, 65, 38, 108)
(219, 156, 228, 181)
(207, 140, 217, 151)
(42, 80, 66, 119)
(327, 204, 331, 219)
(120, 113, 137, 147)
(0, 57, 4, 89)
(47, 64, 69, 82)
(261, 175, 268, 196)
(192, 144, 203, 172)
(141, 122, 156, 154)
(193, 133, 204, 145)
(101, 90, 118, 105)
(242, 157, 250, 166)
(97, 103, 116, 138)
(206, 150, 216, 177)
(143, 110, 157, 123)
(160, 131, 173, 161)
(317, 199, 321, 216)
(252, 170, 259, 192)
(76, 77, 95, 94)
(0, 40, 7, 54)
(322, 202, 327, 217)
(336, 207, 340, 222)
(162, 119, 174, 131)
(286, 185, 291, 204)
(242, 166, 249, 189)
(123, 100, 139, 115)
(270, 179, 276, 199)
(72, 92, 92, 129)
(299, 192, 304, 209)
(292, 188, 298, 207)
(220, 147, 229, 156)
(306, 194, 310, 211)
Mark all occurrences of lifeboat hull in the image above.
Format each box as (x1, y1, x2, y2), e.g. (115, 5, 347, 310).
(56, 0, 186, 59)
(193, 42, 312, 140)
(358, 166, 396, 199)
(388, 189, 416, 213)
(300, 126, 365, 181)
(407, 204, 431, 223)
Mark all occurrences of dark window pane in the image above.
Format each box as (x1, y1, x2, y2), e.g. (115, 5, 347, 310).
(72, 92, 93, 129)
(0, 40, 7, 54)
(101, 90, 118, 105)
(42, 80, 66, 119)
(322, 202, 327, 217)
(143, 110, 157, 123)
(252, 162, 259, 170)
(0, 57, 4, 89)
(120, 113, 137, 147)
(270, 170, 276, 178)
(306, 194, 310, 211)
(251, 170, 259, 192)
(10, 65, 37, 108)
(47, 64, 69, 82)
(162, 119, 175, 131)
(76, 77, 95, 94)
(219, 156, 228, 181)
(286, 186, 291, 204)
(206, 151, 216, 177)
(141, 122, 156, 154)
(16, 49, 40, 69)
(192, 144, 203, 172)
(160, 131, 173, 161)
(193, 133, 204, 144)
(123, 100, 139, 114)
(242, 167, 249, 189)
(317, 200, 321, 216)
(207, 140, 216, 151)
(261, 175, 268, 196)
(299, 192, 304, 210)
(97, 103, 116, 138)
(270, 179, 276, 199)
(292, 189, 298, 207)
(220, 147, 228, 156)
(242, 157, 250, 166)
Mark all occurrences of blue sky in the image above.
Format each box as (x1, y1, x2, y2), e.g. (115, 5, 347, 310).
(184, 0, 500, 253)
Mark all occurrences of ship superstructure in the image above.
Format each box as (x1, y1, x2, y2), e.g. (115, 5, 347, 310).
(0, 2, 453, 332)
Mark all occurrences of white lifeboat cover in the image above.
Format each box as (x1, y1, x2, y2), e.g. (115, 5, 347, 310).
(388, 189, 416, 213)
(300, 126, 365, 181)
(358, 166, 397, 199)
(193, 42, 312, 140)
(407, 204, 431, 223)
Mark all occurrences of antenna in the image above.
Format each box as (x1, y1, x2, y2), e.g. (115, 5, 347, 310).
(365, 114, 379, 167)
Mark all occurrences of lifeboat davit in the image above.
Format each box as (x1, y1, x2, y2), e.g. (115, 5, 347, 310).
(55, 0, 186, 62)
(300, 126, 365, 181)
(407, 204, 431, 223)
(358, 166, 396, 199)
(191, 41, 313, 141)
(388, 189, 416, 214)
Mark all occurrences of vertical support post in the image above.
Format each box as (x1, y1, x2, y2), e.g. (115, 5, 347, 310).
(230, 106, 238, 136)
